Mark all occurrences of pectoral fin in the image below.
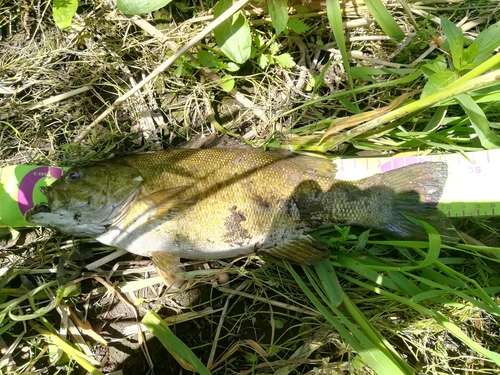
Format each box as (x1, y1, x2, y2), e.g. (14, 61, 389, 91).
(140, 186, 195, 219)
(262, 237, 330, 265)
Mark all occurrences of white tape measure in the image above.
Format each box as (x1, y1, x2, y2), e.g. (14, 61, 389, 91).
(334, 149, 499, 218)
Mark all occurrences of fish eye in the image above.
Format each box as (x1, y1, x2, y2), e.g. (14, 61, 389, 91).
(67, 171, 82, 181)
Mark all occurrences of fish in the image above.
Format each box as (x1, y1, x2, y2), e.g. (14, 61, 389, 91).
(25, 148, 458, 271)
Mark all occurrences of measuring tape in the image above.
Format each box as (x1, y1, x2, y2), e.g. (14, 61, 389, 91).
(334, 149, 499, 218)
(0, 149, 498, 227)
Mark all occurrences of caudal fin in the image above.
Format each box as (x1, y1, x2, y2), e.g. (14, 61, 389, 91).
(364, 162, 459, 244)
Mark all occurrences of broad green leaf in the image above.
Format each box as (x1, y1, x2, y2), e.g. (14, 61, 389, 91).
(267, 0, 288, 35)
(421, 55, 447, 77)
(142, 311, 212, 375)
(287, 18, 310, 34)
(293, 5, 309, 14)
(214, 0, 252, 64)
(53, 0, 78, 30)
(421, 70, 458, 99)
(464, 20, 500, 64)
(173, 64, 184, 78)
(226, 62, 240, 72)
(456, 93, 500, 149)
(197, 50, 218, 69)
(363, 0, 404, 41)
(274, 318, 284, 329)
(220, 75, 235, 92)
(441, 18, 464, 69)
(117, 0, 173, 15)
(274, 53, 296, 68)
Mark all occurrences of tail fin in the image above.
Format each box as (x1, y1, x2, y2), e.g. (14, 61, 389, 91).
(363, 162, 458, 244)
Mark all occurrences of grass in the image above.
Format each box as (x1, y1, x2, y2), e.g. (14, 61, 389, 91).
(1, 0, 500, 374)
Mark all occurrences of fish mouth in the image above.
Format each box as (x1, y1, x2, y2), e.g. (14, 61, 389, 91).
(39, 185, 67, 211)
(25, 186, 57, 223)
(25, 202, 51, 223)
(32, 202, 51, 214)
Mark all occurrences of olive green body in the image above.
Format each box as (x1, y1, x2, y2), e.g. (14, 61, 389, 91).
(98, 149, 362, 261)
(26, 148, 458, 264)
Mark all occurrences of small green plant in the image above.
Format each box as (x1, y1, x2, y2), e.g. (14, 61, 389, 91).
(420, 18, 500, 149)
(52, 0, 78, 29)
(422, 19, 500, 97)
(255, 37, 296, 70)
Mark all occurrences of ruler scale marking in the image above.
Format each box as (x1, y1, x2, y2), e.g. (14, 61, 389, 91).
(333, 149, 500, 218)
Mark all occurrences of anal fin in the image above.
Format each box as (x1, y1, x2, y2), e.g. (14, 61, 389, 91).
(263, 237, 330, 265)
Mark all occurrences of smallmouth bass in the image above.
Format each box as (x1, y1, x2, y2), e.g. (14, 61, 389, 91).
(26, 148, 458, 265)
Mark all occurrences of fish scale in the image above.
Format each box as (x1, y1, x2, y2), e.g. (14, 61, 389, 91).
(25, 148, 458, 267)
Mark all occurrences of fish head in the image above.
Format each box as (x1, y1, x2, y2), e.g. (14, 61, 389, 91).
(25, 162, 144, 236)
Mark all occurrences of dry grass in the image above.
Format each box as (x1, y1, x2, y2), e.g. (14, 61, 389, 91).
(1, 0, 500, 374)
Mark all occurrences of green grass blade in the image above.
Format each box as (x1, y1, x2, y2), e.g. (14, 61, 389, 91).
(387, 272, 422, 296)
(32, 325, 104, 375)
(325, 0, 356, 98)
(287, 263, 410, 375)
(142, 311, 212, 375)
(339, 273, 500, 366)
(319, 69, 500, 150)
(314, 260, 344, 306)
(337, 254, 402, 291)
(455, 93, 500, 149)
(416, 257, 500, 315)
(364, 0, 405, 40)
(398, 216, 441, 271)
(342, 294, 415, 374)
(277, 69, 422, 122)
